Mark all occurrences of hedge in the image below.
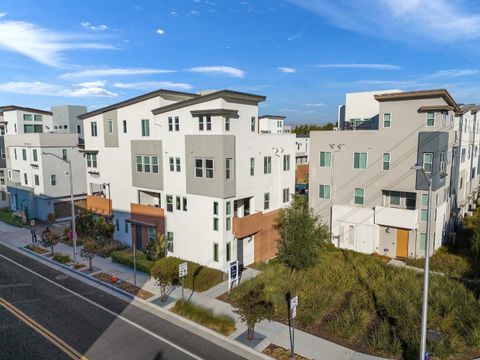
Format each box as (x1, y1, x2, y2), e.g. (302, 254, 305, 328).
(111, 249, 154, 274)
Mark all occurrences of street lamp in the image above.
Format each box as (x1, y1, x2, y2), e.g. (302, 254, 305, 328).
(43, 151, 77, 265)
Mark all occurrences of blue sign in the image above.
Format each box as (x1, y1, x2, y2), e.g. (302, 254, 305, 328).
(230, 261, 238, 279)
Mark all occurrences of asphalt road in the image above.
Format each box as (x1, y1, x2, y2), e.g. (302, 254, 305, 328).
(0, 244, 251, 360)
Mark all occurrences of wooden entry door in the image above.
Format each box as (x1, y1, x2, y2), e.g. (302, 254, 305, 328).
(396, 229, 409, 258)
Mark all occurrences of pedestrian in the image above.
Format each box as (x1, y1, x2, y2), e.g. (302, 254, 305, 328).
(31, 226, 37, 244)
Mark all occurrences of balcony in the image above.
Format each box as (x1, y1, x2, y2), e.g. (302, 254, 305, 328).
(86, 195, 112, 216)
(129, 203, 165, 233)
(233, 212, 263, 238)
(374, 206, 418, 229)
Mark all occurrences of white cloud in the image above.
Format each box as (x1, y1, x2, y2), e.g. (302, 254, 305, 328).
(188, 10, 201, 16)
(287, 33, 303, 41)
(80, 22, 108, 31)
(77, 80, 107, 87)
(431, 69, 478, 78)
(0, 12, 6, 18)
(0, 20, 113, 67)
(306, 103, 324, 107)
(0, 80, 117, 97)
(278, 67, 296, 73)
(315, 63, 401, 70)
(113, 81, 193, 90)
(156, 28, 165, 35)
(60, 81, 117, 97)
(60, 67, 175, 78)
(188, 65, 245, 78)
(170, 11, 178, 16)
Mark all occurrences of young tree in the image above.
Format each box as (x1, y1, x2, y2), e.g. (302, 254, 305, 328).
(472, 220, 480, 263)
(233, 280, 274, 340)
(145, 233, 166, 261)
(81, 240, 102, 271)
(96, 216, 115, 243)
(41, 231, 61, 255)
(76, 210, 97, 239)
(276, 195, 328, 271)
(151, 257, 179, 302)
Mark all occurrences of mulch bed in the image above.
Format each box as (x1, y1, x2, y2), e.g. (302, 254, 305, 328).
(73, 263, 86, 270)
(262, 343, 310, 360)
(92, 272, 154, 300)
(25, 244, 49, 254)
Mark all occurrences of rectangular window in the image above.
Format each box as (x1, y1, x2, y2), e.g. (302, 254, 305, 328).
(125, 221, 129, 233)
(213, 243, 219, 262)
(148, 227, 156, 242)
(383, 153, 390, 171)
(390, 191, 401, 206)
(174, 116, 179, 131)
(115, 219, 119, 231)
(426, 111, 435, 127)
(14, 149, 17, 160)
(205, 159, 214, 178)
(226, 158, 232, 180)
(123, 120, 127, 133)
(0, 149, 4, 160)
(354, 188, 365, 205)
(0, 171, 4, 185)
(34, 114, 42, 122)
(353, 152, 368, 169)
(62, 149, 67, 161)
(421, 208, 428, 222)
(51, 174, 56, 186)
(213, 217, 219, 231)
(141, 119, 150, 136)
(182, 197, 187, 211)
(195, 159, 203, 177)
(198, 116, 204, 131)
(264, 192, 270, 210)
(319, 151, 332, 167)
(166, 195, 173, 212)
(143, 156, 150, 173)
(283, 154, 290, 171)
(175, 157, 181, 172)
(283, 188, 290, 203)
(423, 153, 433, 173)
(166, 232, 174, 252)
(24, 173, 28, 185)
(213, 201, 218, 215)
(419, 233, 427, 251)
(87, 154, 97, 168)
(225, 117, 230, 131)
(383, 113, 391, 128)
(250, 158, 255, 176)
(264, 156, 272, 174)
(421, 193, 429, 222)
(77, 124, 82, 134)
(226, 201, 231, 216)
(91, 122, 97, 137)
(226, 242, 231, 261)
(206, 115, 212, 131)
(169, 157, 175, 171)
(168, 117, 173, 132)
(406, 193, 416, 209)
(251, 117, 256, 132)
(319, 184, 331, 199)
(108, 120, 113, 133)
(152, 157, 159, 173)
(440, 152, 446, 172)
(23, 114, 33, 121)
(176, 196, 181, 210)
(22, 149, 26, 161)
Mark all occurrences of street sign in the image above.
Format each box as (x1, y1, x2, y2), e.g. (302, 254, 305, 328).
(290, 296, 298, 319)
(228, 261, 239, 292)
(179, 262, 188, 277)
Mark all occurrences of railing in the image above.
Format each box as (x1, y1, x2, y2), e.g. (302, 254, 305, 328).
(232, 212, 263, 238)
(86, 195, 112, 216)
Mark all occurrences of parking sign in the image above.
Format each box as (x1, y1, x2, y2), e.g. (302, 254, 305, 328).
(290, 296, 298, 319)
(179, 262, 188, 277)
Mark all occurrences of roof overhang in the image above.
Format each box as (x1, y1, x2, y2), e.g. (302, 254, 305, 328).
(125, 218, 156, 227)
(79, 149, 99, 155)
(374, 89, 460, 112)
(259, 115, 286, 120)
(418, 105, 454, 112)
(190, 109, 239, 117)
(0, 106, 52, 116)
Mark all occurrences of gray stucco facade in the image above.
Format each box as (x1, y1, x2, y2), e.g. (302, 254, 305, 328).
(416, 131, 449, 191)
(103, 110, 119, 148)
(131, 140, 163, 190)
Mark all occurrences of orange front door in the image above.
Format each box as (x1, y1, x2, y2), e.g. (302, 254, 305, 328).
(396, 229, 409, 258)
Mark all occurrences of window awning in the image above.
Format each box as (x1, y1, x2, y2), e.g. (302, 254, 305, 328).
(125, 218, 156, 227)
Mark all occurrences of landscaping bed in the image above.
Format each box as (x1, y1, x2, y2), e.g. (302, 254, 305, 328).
(52, 253, 72, 264)
(0, 208, 24, 227)
(111, 249, 154, 274)
(262, 343, 309, 360)
(92, 272, 154, 299)
(25, 244, 49, 254)
(170, 300, 235, 336)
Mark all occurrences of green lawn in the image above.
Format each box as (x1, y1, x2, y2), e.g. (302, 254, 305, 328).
(111, 249, 154, 274)
(0, 208, 24, 227)
(228, 245, 480, 359)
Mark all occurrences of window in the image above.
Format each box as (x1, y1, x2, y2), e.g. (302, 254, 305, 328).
(125, 222, 129, 233)
(213, 217, 219, 231)
(77, 125, 82, 134)
(175, 116, 180, 131)
(198, 117, 204, 131)
(205, 159, 214, 178)
(168, 117, 173, 132)
(0, 149, 4, 160)
(195, 159, 203, 177)
(406, 193, 416, 209)
(136, 156, 159, 173)
(383, 113, 391, 128)
(63, 125, 68, 129)
(419, 233, 427, 251)
(283, 155, 290, 171)
(152, 157, 159, 173)
(250, 158, 255, 176)
(34, 114, 42, 122)
(226, 242, 231, 261)
(91, 122, 97, 137)
(354, 188, 364, 205)
(206, 115, 212, 131)
(24, 124, 43, 133)
(115, 219, 119, 231)
(175, 157, 181, 172)
(0, 171, 4, 185)
(390, 191, 401, 206)
(213, 201, 218, 215)
(423, 153, 433, 173)
(176, 196, 181, 210)
(264, 192, 270, 210)
(225, 117, 230, 131)
(141, 119, 150, 136)
(182, 197, 187, 211)
(148, 227, 156, 242)
(62, 149, 67, 161)
(283, 188, 290, 203)
(319, 151, 332, 167)
(1, 192, 5, 201)
(51, 174, 56, 186)
(440, 152, 446, 172)
(87, 154, 97, 168)
(226, 158, 232, 180)
(23, 114, 32, 121)
(264, 156, 272, 174)
(14, 149, 16, 160)
(166, 195, 173, 212)
(144, 156, 150, 173)
(169, 157, 175, 171)
(166, 232, 174, 252)
(319, 184, 331, 199)
(24, 173, 28, 185)
(383, 153, 390, 171)
(421, 194, 429, 222)
(226, 201, 231, 216)
(213, 243, 219, 262)
(353, 152, 367, 169)
(123, 120, 127, 133)
(250, 117, 256, 132)
(426, 111, 435, 127)
(108, 120, 113, 133)
(22, 149, 26, 161)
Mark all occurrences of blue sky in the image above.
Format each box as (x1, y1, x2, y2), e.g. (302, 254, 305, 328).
(1, 0, 480, 124)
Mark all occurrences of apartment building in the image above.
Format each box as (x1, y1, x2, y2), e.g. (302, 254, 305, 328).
(80, 89, 295, 271)
(5, 133, 87, 220)
(259, 115, 286, 134)
(51, 105, 88, 139)
(310, 89, 461, 259)
(295, 135, 309, 164)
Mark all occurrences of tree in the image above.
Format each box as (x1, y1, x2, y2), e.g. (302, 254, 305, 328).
(472, 220, 480, 263)
(276, 195, 328, 271)
(76, 210, 97, 239)
(81, 240, 102, 271)
(41, 231, 61, 255)
(292, 123, 335, 135)
(233, 280, 274, 340)
(151, 257, 179, 302)
(96, 216, 115, 243)
(145, 233, 166, 261)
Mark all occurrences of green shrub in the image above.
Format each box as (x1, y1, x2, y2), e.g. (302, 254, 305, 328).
(53, 253, 71, 264)
(171, 300, 235, 336)
(111, 249, 154, 274)
(368, 319, 402, 356)
(0, 208, 24, 227)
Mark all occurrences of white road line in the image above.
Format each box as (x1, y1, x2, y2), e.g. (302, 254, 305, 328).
(0, 253, 204, 360)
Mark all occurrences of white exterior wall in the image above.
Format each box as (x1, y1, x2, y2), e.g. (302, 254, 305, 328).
(259, 117, 285, 134)
(4, 110, 53, 134)
(344, 90, 402, 122)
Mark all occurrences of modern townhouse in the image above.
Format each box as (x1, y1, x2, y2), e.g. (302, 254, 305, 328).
(51, 105, 88, 139)
(295, 135, 309, 165)
(310, 89, 461, 259)
(5, 133, 87, 220)
(258, 115, 287, 134)
(80, 89, 296, 271)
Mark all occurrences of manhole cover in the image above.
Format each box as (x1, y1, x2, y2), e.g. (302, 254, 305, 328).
(55, 275, 68, 280)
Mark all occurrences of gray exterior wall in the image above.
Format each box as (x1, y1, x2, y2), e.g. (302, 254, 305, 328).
(185, 135, 235, 199)
(103, 110, 119, 148)
(131, 140, 163, 190)
(0, 136, 5, 168)
(416, 131, 449, 191)
(51, 105, 87, 135)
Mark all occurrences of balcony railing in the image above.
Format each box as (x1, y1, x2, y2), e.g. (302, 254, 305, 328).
(233, 212, 264, 238)
(86, 195, 112, 216)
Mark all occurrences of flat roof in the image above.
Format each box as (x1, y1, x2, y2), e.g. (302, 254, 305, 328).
(374, 89, 460, 112)
(259, 115, 286, 120)
(0, 106, 53, 116)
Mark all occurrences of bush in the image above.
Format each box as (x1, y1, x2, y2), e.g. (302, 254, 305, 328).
(96, 240, 126, 258)
(0, 208, 24, 227)
(111, 249, 154, 274)
(53, 253, 71, 264)
(171, 300, 235, 336)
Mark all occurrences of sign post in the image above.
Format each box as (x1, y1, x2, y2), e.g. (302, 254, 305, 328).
(179, 262, 188, 301)
(228, 260, 239, 293)
(289, 296, 298, 360)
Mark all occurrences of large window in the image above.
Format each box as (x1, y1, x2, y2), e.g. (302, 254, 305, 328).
(23, 114, 32, 121)
(141, 119, 150, 136)
(426, 111, 435, 127)
(423, 153, 433, 173)
(205, 159, 214, 178)
(283, 154, 290, 171)
(383, 153, 390, 171)
(195, 159, 203, 177)
(383, 113, 391, 128)
(34, 114, 42, 122)
(136, 155, 159, 173)
(250, 158, 255, 176)
(390, 191, 401, 206)
(24, 124, 43, 133)
(170, 157, 181, 172)
(194, 158, 214, 178)
(62, 149, 68, 161)
(319, 151, 332, 167)
(264, 156, 272, 174)
(264, 192, 270, 210)
(354, 188, 365, 205)
(319, 184, 331, 199)
(86, 154, 97, 168)
(226, 158, 233, 180)
(353, 152, 367, 169)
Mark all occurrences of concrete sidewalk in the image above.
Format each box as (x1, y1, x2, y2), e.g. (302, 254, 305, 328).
(0, 221, 386, 360)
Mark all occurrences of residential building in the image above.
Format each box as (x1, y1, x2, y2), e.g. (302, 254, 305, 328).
(51, 105, 88, 139)
(80, 89, 295, 271)
(5, 133, 87, 220)
(295, 135, 309, 165)
(258, 115, 287, 134)
(310, 89, 461, 259)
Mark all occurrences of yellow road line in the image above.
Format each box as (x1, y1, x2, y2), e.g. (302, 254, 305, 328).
(0, 297, 87, 360)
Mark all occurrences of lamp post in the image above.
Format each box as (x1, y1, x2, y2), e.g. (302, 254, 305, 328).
(43, 151, 77, 265)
